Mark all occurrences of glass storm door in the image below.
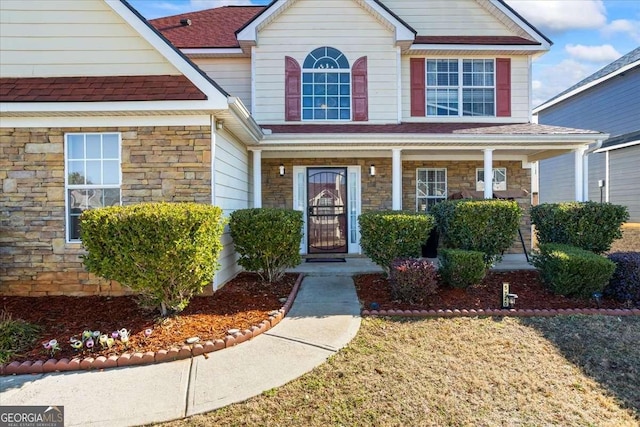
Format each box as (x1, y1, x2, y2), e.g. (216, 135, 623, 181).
(307, 167, 348, 254)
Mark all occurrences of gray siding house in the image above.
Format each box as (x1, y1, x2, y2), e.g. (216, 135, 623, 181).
(534, 47, 640, 223)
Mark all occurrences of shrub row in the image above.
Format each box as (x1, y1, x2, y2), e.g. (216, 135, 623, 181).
(532, 243, 616, 298)
(359, 211, 434, 274)
(431, 199, 522, 266)
(531, 202, 628, 254)
(81, 202, 225, 316)
(229, 208, 303, 283)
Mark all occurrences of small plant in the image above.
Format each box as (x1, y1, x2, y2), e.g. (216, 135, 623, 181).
(604, 252, 640, 306)
(42, 339, 61, 357)
(431, 199, 522, 266)
(229, 208, 303, 283)
(389, 258, 439, 303)
(358, 211, 435, 274)
(531, 202, 628, 254)
(438, 249, 486, 289)
(532, 243, 616, 298)
(0, 310, 40, 364)
(81, 202, 225, 316)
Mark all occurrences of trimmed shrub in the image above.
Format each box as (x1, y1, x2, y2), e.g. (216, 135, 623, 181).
(0, 310, 40, 364)
(604, 252, 640, 306)
(358, 211, 435, 274)
(431, 199, 522, 266)
(532, 243, 616, 298)
(81, 202, 225, 316)
(229, 208, 303, 283)
(389, 258, 439, 303)
(438, 249, 486, 289)
(531, 202, 628, 254)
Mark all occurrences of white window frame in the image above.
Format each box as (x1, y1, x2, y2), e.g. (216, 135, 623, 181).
(65, 132, 122, 242)
(426, 58, 496, 117)
(302, 47, 352, 121)
(416, 168, 447, 212)
(476, 167, 507, 192)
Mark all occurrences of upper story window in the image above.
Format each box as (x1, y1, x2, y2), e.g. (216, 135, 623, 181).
(426, 59, 495, 117)
(65, 133, 121, 242)
(302, 47, 351, 121)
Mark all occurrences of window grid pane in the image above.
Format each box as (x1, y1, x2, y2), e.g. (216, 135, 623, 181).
(426, 59, 495, 117)
(66, 133, 121, 241)
(417, 168, 447, 212)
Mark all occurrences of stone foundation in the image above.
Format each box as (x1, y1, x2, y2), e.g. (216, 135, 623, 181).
(1, 126, 211, 296)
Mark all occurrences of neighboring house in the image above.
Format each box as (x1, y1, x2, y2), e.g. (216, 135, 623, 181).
(534, 47, 640, 224)
(1, 0, 606, 297)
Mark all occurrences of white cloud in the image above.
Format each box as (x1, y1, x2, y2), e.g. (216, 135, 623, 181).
(532, 59, 600, 107)
(565, 44, 621, 62)
(507, 0, 607, 32)
(602, 19, 640, 42)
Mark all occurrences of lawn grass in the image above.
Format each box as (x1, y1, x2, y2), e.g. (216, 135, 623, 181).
(158, 315, 640, 427)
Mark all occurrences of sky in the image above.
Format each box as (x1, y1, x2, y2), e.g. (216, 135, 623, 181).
(128, 0, 640, 107)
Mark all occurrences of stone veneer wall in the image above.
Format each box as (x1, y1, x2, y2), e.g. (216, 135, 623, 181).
(0, 126, 212, 296)
(262, 158, 532, 254)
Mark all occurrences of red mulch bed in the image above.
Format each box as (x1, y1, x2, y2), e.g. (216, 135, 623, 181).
(1, 273, 296, 363)
(355, 270, 627, 311)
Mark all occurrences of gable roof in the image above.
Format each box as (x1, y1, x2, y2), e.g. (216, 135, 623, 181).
(149, 0, 549, 51)
(534, 46, 640, 113)
(150, 6, 266, 49)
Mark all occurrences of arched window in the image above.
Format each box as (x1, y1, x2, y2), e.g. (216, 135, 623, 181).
(302, 47, 351, 120)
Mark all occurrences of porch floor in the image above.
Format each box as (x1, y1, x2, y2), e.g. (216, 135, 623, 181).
(287, 253, 534, 276)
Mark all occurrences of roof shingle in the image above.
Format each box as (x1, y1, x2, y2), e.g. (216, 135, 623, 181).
(150, 6, 266, 48)
(0, 75, 207, 102)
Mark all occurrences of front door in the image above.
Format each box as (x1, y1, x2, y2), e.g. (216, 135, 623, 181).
(307, 167, 348, 254)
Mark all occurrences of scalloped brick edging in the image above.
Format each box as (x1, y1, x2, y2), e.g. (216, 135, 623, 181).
(1, 274, 305, 376)
(362, 307, 640, 318)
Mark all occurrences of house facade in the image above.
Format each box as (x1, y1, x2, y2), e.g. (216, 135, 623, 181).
(534, 47, 640, 225)
(1, 0, 606, 296)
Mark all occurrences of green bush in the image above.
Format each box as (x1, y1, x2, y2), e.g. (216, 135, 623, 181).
(431, 199, 522, 266)
(604, 252, 640, 306)
(438, 249, 486, 288)
(358, 211, 435, 274)
(229, 208, 303, 283)
(0, 310, 40, 364)
(531, 202, 628, 254)
(532, 243, 616, 298)
(81, 202, 225, 316)
(389, 258, 439, 303)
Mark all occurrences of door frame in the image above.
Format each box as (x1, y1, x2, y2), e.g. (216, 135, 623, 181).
(293, 165, 362, 255)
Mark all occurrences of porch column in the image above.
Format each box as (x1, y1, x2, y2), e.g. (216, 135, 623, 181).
(252, 149, 262, 208)
(483, 148, 494, 199)
(574, 146, 586, 201)
(392, 148, 402, 210)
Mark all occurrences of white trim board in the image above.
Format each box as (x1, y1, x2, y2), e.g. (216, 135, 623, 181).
(0, 115, 211, 128)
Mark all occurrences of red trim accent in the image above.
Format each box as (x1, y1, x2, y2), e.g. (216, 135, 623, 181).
(284, 56, 301, 121)
(410, 58, 425, 117)
(496, 58, 511, 117)
(352, 56, 368, 122)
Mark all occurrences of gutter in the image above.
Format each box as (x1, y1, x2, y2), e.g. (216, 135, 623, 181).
(227, 97, 264, 143)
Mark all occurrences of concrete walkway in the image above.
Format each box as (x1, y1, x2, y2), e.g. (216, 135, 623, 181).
(0, 276, 361, 427)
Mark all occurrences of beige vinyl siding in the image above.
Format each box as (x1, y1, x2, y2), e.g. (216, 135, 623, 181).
(610, 145, 640, 222)
(213, 130, 250, 288)
(383, 0, 518, 36)
(0, 0, 178, 77)
(253, 0, 398, 123)
(193, 58, 252, 112)
(401, 55, 530, 122)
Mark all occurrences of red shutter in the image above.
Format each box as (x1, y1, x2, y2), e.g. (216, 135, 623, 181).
(352, 56, 368, 122)
(410, 58, 426, 117)
(285, 56, 301, 121)
(496, 58, 511, 117)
